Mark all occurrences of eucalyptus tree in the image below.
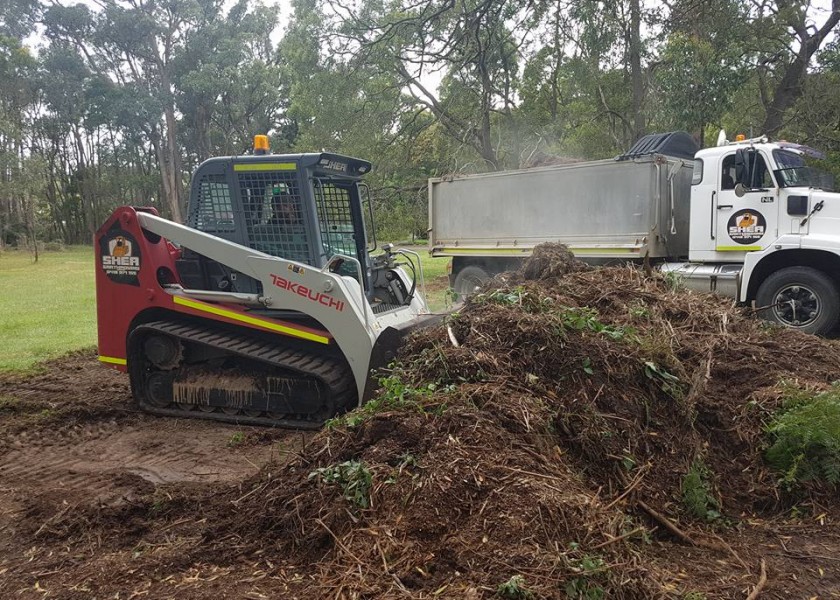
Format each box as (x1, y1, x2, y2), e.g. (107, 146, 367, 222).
(43, 0, 286, 223)
(0, 0, 39, 38)
(174, 0, 285, 168)
(0, 34, 40, 249)
(655, 0, 746, 146)
(782, 40, 840, 175)
(748, 0, 840, 135)
(311, 0, 538, 170)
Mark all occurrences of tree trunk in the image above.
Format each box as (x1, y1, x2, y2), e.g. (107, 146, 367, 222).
(629, 0, 645, 142)
(72, 126, 96, 238)
(761, 1, 840, 134)
(163, 103, 184, 223)
(195, 103, 212, 163)
(26, 195, 38, 262)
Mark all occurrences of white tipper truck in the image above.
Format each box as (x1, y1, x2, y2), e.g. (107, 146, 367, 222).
(429, 131, 840, 335)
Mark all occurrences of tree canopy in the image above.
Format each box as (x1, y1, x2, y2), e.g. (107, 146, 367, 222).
(1, 0, 839, 247)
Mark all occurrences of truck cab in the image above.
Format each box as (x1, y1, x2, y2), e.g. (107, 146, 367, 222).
(687, 136, 840, 334)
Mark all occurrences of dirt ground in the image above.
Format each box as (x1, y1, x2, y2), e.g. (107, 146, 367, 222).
(0, 351, 309, 598)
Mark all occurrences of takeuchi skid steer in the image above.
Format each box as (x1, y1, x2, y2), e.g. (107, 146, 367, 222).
(96, 138, 435, 428)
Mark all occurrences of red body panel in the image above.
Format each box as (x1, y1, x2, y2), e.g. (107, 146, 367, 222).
(95, 206, 331, 372)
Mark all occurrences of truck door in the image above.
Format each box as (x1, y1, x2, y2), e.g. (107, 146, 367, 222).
(715, 151, 778, 256)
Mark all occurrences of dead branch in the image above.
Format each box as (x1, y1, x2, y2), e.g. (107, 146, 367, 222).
(637, 501, 697, 546)
(745, 558, 767, 600)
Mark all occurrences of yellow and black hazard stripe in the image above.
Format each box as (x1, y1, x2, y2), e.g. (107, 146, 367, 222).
(172, 296, 331, 345)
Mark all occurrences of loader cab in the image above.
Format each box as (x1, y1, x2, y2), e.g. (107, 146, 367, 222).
(177, 152, 373, 297)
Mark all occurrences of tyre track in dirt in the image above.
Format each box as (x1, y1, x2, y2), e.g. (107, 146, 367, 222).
(0, 350, 309, 559)
(0, 421, 270, 491)
(1, 351, 304, 486)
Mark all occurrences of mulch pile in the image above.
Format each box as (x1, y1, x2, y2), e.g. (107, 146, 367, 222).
(4, 244, 840, 598)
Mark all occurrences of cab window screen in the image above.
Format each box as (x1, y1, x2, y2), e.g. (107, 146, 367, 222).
(721, 153, 773, 189)
(237, 171, 310, 264)
(314, 180, 357, 260)
(691, 159, 703, 185)
(721, 155, 737, 189)
(194, 175, 235, 232)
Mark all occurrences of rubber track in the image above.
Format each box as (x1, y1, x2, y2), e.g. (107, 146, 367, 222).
(132, 321, 356, 429)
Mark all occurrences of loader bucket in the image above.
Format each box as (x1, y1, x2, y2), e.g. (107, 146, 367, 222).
(362, 312, 445, 402)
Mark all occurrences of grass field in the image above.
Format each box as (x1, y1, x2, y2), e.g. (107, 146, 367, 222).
(0, 245, 452, 372)
(0, 246, 97, 372)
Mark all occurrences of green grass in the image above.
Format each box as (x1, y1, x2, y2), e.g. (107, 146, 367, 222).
(407, 246, 449, 280)
(0, 246, 97, 372)
(401, 245, 451, 312)
(0, 244, 451, 373)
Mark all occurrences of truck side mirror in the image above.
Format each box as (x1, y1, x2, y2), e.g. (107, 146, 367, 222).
(734, 183, 747, 197)
(734, 148, 755, 188)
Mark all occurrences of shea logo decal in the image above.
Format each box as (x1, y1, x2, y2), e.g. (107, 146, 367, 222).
(100, 228, 141, 286)
(318, 158, 348, 173)
(270, 274, 345, 312)
(727, 209, 766, 245)
(108, 236, 133, 258)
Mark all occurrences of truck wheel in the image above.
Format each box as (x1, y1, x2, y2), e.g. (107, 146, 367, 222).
(453, 265, 490, 300)
(755, 267, 840, 335)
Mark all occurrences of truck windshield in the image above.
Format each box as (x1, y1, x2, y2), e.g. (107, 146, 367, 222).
(773, 149, 834, 191)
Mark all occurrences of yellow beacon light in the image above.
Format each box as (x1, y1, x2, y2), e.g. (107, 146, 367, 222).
(254, 134, 270, 155)
(735, 134, 746, 142)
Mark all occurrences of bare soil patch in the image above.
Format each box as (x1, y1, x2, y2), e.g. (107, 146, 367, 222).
(0, 351, 305, 598)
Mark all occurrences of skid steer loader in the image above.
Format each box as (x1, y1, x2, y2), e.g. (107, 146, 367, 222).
(95, 137, 435, 428)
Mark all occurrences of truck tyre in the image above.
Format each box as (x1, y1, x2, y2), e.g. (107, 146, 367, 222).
(453, 265, 490, 300)
(755, 266, 840, 335)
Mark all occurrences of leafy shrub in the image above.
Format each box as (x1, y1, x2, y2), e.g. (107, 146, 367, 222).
(661, 270, 685, 291)
(565, 552, 608, 599)
(555, 306, 634, 340)
(681, 458, 721, 521)
(327, 373, 445, 428)
(766, 388, 840, 488)
(477, 286, 527, 307)
(643, 361, 683, 398)
(496, 575, 534, 599)
(309, 460, 373, 508)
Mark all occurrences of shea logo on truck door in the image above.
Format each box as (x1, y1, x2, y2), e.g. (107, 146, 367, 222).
(100, 227, 141, 286)
(727, 209, 767, 245)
